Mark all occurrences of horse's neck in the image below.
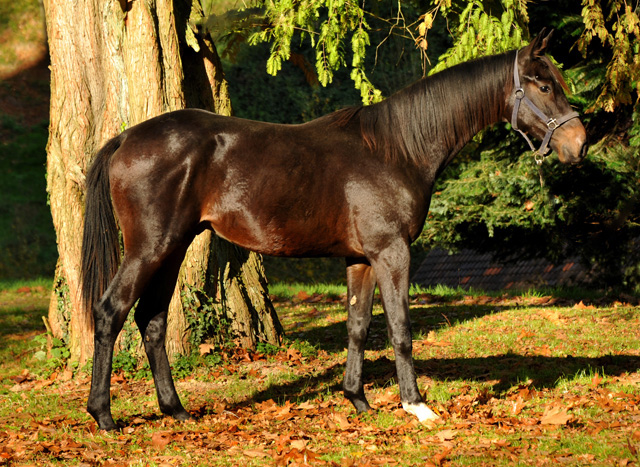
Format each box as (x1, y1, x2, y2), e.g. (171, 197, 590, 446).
(442, 67, 509, 159)
(351, 53, 511, 172)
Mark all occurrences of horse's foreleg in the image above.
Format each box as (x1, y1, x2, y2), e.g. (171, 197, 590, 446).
(134, 246, 191, 422)
(371, 240, 439, 423)
(344, 259, 377, 413)
(87, 258, 154, 430)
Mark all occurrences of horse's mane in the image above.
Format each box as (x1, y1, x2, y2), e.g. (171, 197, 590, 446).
(331, 51, 517, 165)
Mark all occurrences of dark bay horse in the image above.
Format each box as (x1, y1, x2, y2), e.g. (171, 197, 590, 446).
(81, 30, 587, 430)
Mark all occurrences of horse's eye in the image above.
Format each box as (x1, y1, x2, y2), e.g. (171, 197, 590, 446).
(540, 85, 551, 94)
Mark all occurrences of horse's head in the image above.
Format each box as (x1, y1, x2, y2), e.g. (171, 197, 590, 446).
(510, 29, 588, 165)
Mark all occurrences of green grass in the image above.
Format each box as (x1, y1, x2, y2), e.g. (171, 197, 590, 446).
(269, 281, 347, 300)
(0, 277, 52, 292)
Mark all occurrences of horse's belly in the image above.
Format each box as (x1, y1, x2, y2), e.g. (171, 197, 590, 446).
(207, 212, 361, 259)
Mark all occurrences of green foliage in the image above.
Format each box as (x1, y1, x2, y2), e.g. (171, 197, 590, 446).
(429, 0, 527, 74)
(112, 350, 139, 375)
(221, 38, 361, 124)
(224, 0, 639, 111)
(240, 0, 382, 103)
(52, 275, 70, 343)
(288, 338, 318, 358)
(171, 353, 201, 380)
(256, 341, 282, 355)
(425, 134, 549, 242)
(33, 334, 70, 372)
(182, 284, 232, 348)
(413, 1, 640, 289)
(578, 0, 640, 112)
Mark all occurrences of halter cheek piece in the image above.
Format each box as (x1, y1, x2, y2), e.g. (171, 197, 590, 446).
(511, 51, 580, 164)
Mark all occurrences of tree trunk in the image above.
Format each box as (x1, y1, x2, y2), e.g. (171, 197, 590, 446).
(44, 0, 281, 365)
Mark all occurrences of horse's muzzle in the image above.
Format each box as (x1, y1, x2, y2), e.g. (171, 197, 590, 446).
(556, 122, 588, 165)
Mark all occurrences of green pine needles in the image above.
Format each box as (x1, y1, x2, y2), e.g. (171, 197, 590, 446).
(578, 0, 640, 112)
(429, 0, 526, 74)
(249, 0, 382, 103)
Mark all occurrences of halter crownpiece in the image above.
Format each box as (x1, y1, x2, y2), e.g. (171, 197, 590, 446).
(511, 51, 580, 164)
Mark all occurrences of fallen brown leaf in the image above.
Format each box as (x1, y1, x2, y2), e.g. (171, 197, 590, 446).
(151, 431, 172, 450)
(433, 446, 452, 466)
(331, 412, 352, 431)
(286, 347, 303, 364)
(573, 300, 595, 310)
(591, 373, 603, 388)
(541, 405, 572, 425)
(517, 329, 535, 341)
(199, 343, 215, 355)
(512, 398, 526, 415)
(435, 429, 457, 442)
(297, 401, 317, 410)
(244, 448, 269, 458)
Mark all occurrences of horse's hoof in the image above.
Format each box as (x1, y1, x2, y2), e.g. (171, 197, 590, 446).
(172, 410, 194, 422)
(402, 401, 440, 423)
(347, 396, 372, 414)
(97, 420, 119, 431)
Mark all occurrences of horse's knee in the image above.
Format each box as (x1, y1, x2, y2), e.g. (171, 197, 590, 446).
(390, 330, 413, 357)
(348, 326, 369, 349)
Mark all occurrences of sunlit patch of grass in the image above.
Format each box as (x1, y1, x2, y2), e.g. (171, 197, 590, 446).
(426, 380, 459, 405)
(269, 282, 347, 300)
(410, 283, 479, 300)
(0, 277, 53, 292)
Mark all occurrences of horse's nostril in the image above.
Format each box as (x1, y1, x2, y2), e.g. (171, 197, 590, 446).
(580, 142, 588, 159)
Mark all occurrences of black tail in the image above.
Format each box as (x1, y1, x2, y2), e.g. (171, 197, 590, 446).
(81, 135, 124, 317)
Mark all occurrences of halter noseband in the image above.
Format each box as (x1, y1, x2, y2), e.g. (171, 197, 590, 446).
(511, 51, 579, 164)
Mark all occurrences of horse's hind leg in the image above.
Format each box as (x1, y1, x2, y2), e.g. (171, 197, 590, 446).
(87, 256, 161, 430)
(134, 243, 191, 422)
(343, 259, 377, 413)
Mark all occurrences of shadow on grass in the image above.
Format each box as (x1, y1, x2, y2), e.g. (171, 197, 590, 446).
(230, 353, 640, 413)
(0, 302, 47, 337)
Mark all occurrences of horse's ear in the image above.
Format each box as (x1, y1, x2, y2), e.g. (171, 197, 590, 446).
(522, 28, 554, 59)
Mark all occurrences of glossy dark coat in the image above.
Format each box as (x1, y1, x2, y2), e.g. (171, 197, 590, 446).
(81, 32, 588, 430)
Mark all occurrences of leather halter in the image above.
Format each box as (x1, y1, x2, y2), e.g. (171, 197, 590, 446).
(511, 51, 580, 164)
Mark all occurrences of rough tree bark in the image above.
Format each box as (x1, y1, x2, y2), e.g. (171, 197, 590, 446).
(44, 0, 282, 365)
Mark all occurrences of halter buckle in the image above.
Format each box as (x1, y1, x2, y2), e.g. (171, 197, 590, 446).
(534, 152, 545, 165)
(546, 118, 558, 130)
(515, 88, 525, 99)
